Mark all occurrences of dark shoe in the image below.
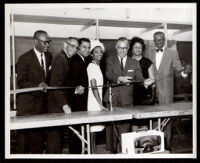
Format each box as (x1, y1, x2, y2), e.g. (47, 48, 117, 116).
(112, 150, 118, 154)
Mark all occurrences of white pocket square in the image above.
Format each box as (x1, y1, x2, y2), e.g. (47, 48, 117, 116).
(49, 66, 52, 70)
(127, 69, 134, 72)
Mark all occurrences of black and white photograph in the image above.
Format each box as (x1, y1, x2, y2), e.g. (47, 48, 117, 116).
(5, 3, 196, 159)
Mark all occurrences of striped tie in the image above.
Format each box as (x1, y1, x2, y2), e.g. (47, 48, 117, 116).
(41, 53, 45, 76)
(120, 57, 124, 71)
(41, 53, 44, 69)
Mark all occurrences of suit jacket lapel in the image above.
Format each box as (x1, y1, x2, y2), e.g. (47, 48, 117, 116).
(31, 49, 44, 72)
(124, 56, 131, 71)
(152, 48, 158, 72)
(44, 52, 52, 78)
(158, 48, 168, 72)
(113, 55, 122, 74)
(76, 53, 86, 67)
(61, 50, 69, 62)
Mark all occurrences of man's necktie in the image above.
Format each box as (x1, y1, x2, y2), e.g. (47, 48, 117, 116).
(120, 57, 124, 71)
(41, 53, 45, 76)
(41, 53, 44, 68)
(156, 48, 163, 53)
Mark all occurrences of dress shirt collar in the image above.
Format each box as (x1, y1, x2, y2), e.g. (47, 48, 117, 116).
(117, 55, 127, 62)
(117, 55, 127, 69)
(63, 48, 70, 58)
(77, 52, 85, 62)
(34, 46, 44, 57)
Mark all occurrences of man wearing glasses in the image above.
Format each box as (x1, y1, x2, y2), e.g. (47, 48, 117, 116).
(16, 30, 52, 153)
(104, 37, 145, 153)
(46, 37, 78, 153)
(68, 38, 91, 154)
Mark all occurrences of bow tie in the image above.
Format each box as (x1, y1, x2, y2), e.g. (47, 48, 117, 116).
(156, 48, 163, 53)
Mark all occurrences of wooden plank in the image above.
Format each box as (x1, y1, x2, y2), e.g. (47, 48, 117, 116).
(167, 23, 192, 30)
(13, 14, 93, 25)
(10, 102, 192, 130)
(140, 23, 163, 35)
(10, 109, 133, 130)
(80, 19, 96, 32)
(126, 102, 192, 119)
(99, 19, 161, 28)
(173, 27, 192, 35)
(13, 14, 192, 30)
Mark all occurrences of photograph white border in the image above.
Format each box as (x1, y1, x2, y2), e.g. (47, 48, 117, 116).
(5, 3, 197, 159)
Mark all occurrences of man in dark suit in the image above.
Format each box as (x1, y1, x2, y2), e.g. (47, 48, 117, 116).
(68, 38, 91, 154)
(46, 37, 78, 153)
(104, 37, 145, 153)
(16, 30, 52, 153)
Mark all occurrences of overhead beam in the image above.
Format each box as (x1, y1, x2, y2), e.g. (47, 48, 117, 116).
(164, 22, 168, 47)
(173, 27, 192, 35)
(140, 23, 163, 35)
(14, 14, 93, 26)
(11, 13, 17, 110)
(80, 19, 96, 32)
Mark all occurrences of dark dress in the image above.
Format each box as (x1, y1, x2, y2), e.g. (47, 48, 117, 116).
(133, 56, 153, 105)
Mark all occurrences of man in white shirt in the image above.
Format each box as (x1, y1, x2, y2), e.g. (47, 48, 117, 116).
(104, 37, 145, 153)
(145, 31, 184, 151)
(16, 30, 52, 153)
(146, 31, 183, 105)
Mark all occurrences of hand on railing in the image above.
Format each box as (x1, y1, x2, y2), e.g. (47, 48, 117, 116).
(38, 82, 48, 92)
(75, 85, 85, 94)
(63, 104, 72, 114)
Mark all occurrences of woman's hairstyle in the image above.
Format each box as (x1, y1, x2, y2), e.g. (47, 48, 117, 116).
(129, 37, 146, 54)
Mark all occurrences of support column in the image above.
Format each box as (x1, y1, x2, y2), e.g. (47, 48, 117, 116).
(96, 19, 99, 40)
(86, 124, 91, 154)
(11, 13, 16, 110)
(164, 22, 168, 48)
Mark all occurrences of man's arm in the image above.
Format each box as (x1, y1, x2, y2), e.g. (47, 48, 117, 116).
(49, 56, 68, 108)
(17, 56, 39, 88)
(105, 57, 132, 83)
(105, 58, 119, 83)
(172, 50, 191, 78)
(68, 58, 85, 94)
(172, 50, 182, 70)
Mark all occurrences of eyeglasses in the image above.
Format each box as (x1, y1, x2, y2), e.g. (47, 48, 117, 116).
(66, 41, 78, 50)
(117, 46, 129, 51)
(37, 38, 52, 45)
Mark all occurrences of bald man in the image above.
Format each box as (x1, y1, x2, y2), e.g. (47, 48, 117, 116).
(104, 37, 144, 153)
(16, 30, 52, 153)
(46, 37, 78, 153)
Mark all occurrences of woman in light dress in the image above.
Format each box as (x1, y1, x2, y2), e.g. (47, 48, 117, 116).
(87, 40, 107, 153)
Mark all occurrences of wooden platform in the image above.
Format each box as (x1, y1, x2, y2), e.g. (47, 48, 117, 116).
(10, 102, 192, 130)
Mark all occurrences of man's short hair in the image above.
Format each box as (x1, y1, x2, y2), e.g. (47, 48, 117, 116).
(33, 30, 48, 39)
(153, 31, 165, 38)
(117, 37, 128, 42)
(78, 38, 90, 46)
(116, 37, 129, 46)
(65, 37, 78, 43)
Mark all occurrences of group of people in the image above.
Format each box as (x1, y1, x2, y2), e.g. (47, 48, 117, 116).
(15, 30, 188, 154)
